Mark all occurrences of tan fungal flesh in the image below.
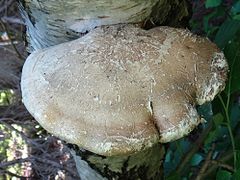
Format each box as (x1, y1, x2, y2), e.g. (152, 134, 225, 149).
(21, 25, 228, 156)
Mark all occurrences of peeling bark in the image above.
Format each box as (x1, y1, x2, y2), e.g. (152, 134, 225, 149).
(18, 0, 189, 52)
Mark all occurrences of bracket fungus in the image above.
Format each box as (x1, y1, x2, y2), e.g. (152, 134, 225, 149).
(21, 25, 228, 156)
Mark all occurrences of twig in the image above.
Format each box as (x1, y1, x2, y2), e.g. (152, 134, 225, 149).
(33, 157, 77, 177)
(199, 136, 240, 178)
(217, 48, 240, 170)
(0, 40, 19, 46)
(0, 119, 32, 141)
(0, 44, 19, 54)
(0, 19, 24, 60)
(0, 169, 28, 179)
(176, 121, 213, 173)
(202, 150, 234, 178)
(0, 156, 77, 177)
(0, 119, 47, 153)
(210, 160, 234, 172)
(0, 157, 30, 169)
(0, 0, 14, 14)
(1, 16, 24, 25)
(195, 144, 215, 180)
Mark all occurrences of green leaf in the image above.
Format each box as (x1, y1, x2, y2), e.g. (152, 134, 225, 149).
(212, 97, 224, 114)
(230, 103, 240, 128)
(204, 129, 218, 145)
(204, 113, 224, 146)
(216, 170, 232, 180)
(233, 169, 240, 180)
(214, 19, 240, 49)
(198, 103, 213, 121)
(166, 174, 181, 180)
(191, 154, 203, 166)
(205, 0, 222, 8)
(233, 14, 240, 20)
(237, 150, 240, 170)
(165, 150, 172, 163)
(203, 10, 219, 34)
(213, 113, 224, 126)
(231, 1, 240, 14)
(224, 39, 240, 93)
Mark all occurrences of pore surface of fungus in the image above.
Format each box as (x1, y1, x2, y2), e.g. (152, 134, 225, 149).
(21, 25, 228, 156)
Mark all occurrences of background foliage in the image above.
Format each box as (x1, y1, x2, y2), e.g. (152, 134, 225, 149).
(165, 0, 240, 179)
(0, 1, 79, 179)
(0, 0, 239, 179)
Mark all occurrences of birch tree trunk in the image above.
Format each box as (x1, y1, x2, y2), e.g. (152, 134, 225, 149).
(19, 0, 189, 52)
(19, 0, 190, 179)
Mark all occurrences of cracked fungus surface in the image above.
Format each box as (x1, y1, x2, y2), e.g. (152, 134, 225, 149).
(21, 24, 228, 156)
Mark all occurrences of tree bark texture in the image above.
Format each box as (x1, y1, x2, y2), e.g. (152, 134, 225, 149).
(18, 0, 189, 52)
(70, 143, 165, 179)
(19, 0, 190, 179)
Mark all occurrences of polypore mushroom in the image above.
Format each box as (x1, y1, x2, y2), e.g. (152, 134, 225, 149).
(21, 24, 228, 156)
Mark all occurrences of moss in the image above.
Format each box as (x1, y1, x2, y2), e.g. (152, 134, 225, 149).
(87, 144, 164, 179)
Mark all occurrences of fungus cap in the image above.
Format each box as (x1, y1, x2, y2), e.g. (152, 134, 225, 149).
(21, 25, 228, 156)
